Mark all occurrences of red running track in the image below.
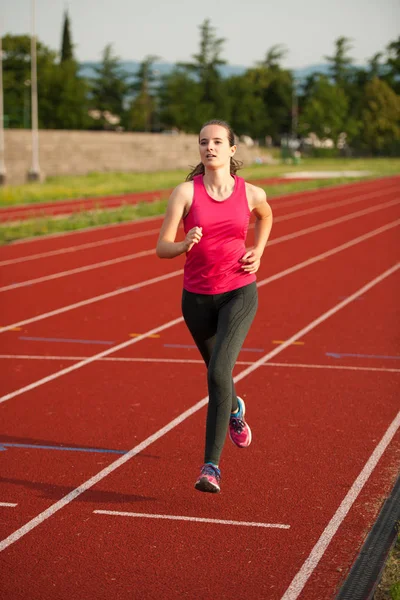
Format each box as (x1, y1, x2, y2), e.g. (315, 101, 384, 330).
(0, 177, 399, 600)
(0, 176, 315, 222)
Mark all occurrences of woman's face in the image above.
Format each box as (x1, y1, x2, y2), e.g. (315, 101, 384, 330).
(199, 124, 236, 170)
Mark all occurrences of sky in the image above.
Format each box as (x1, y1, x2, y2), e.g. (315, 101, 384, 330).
(2, 0, 399, 69)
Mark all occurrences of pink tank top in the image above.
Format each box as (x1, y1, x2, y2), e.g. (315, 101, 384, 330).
(183, 175, 256, 294)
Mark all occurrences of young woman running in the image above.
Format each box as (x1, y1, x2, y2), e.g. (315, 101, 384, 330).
(156, 119, 273, 493)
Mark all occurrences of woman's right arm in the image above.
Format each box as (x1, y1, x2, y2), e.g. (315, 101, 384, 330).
(156, 182, 203, 259)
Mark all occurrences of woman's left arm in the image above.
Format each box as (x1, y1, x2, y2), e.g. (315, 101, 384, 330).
(241, 185, 273, 273)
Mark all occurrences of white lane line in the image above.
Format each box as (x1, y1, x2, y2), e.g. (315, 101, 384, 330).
(1, 211, 398, 338)
(1, 184, 397, 267)
(0, 263, 397, 553)
(0, 248, 156, 292)
(0, 503, 18, 508)
(1, 217, 398, 340)
(2, 196, 397, 293)
(1, 355, 399, 374)
(281, 409, 400, 600)
(1, 223, 399, 401)
(261, 197, 399, 244)
(0, 316, 184, 404)
(0, 229, 160, 267)
(93, 511, 290, 528)
(271, 186, 398, 223)
(0, 268, 183, 334)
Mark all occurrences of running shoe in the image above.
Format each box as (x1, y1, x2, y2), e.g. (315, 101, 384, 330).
(194, 463, 221, 493)
(229, 396, 252, 448)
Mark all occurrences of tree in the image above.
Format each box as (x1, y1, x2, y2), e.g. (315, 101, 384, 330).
(223, 74, 268, 139)
(2, 34, 57, 128)
(89, 44, 130, 127)
(158, 68, 204, 132)
(368, 52, 383, 79)
(244, 45, 293, 141)
(179, 19, 226, 114)
(125, 55, 160, 131)
(39, 61, 91, 129)
(60, 10, 73, 63)
(325, 37, 354, 85)
(383, 37, 400, 93)
(257, 44, 287, 71)
(299, 75, 350, 145)
(358, 78, 400, 154)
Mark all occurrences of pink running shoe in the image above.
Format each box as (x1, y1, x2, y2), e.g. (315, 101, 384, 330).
(194, 464, 221, 493)
(229, 396, 252, 448)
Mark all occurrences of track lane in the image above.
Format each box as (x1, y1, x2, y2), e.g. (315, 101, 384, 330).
(0, 178, 399, 599)
(0, 227, 397, 520)
(1, 182, 398, 285)
(0, 266, 398, 598)
(1, 177, 398, 264)
(1, 196, 399, 327)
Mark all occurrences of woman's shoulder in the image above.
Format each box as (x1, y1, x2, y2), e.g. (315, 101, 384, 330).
(244, 181, 267, 208)
(170, 180, 194, 201)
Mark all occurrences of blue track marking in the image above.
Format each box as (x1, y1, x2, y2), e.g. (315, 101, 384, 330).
(0, 442, 127, 454)
(19, 336, 115, 345)
(164, 344, 264, 352)
(326, 352, 400, 360)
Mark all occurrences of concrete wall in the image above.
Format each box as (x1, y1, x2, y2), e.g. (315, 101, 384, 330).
(3, 129, 262, 185)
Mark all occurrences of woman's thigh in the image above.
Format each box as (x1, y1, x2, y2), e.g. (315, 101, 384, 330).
(213, 283, 258, 368)
(181, 289, 217, 365)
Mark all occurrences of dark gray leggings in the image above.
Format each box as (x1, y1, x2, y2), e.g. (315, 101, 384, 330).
(182, 282, 258, 465)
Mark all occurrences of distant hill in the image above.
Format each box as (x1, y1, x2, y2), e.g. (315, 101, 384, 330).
(79, 60, 331, 82)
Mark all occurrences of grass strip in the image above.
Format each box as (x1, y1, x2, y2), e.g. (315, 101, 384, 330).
(1, 157, 399, 207)
(374, 531, 400, 600)
(0, 177, 364, 244)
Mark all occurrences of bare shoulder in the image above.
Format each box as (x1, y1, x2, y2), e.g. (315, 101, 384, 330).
(245, 182, 267, 210)
(170, 181, 194, 203)
(164, 180, 194, 221)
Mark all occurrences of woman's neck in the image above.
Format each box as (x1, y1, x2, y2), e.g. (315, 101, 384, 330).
(203, 167, 234, 191)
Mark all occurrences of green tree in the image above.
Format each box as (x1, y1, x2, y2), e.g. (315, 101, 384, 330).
(242, 45, 292, 141)
(383, 37, 400, 93)
(89, 44, 130, 127)
(39, 60, 91, 129)
(179, 19, 226, 115)
(368, 52, 383, 79)
(60, 10, 73, 63)
(42, 11, 90, 129)
(125, 55, 160, 131)
(223, 74, 268, 138)
(325, 37, 354, 85)
(258, 44, 287, 71)
(2, 34, 57, 128)
(358, 78, 400, 154)
(158, 68, 204, 132)
(299, 75, 350, 145)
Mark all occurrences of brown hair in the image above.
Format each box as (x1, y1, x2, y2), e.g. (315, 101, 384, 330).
(186, 119, 243, 181)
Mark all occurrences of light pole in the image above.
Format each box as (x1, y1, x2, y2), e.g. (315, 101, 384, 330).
(28, 0, 41, 181)
(0, 35, 6, 185)
(291, 77, 298, 139)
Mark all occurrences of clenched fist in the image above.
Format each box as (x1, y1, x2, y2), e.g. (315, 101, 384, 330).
(184, 226, 203, 252)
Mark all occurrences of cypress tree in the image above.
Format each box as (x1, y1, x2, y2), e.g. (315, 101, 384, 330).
(61, 10, 73, 62)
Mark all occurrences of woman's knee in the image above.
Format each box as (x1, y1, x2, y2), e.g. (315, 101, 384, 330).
(207, 359, 232, 393)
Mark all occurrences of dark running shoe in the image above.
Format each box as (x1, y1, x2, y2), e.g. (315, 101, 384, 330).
(195, 463, 221, 493)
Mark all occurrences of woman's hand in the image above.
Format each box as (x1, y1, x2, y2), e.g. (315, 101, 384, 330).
(240, 248, 262, 273)
(184, 226, 203, 252)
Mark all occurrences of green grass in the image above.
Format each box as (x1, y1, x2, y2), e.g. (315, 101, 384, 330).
(374, 532, 400, 600)
(0, 199, 168, 244)
(0, 177, 362, 244)
(1, 157, 399, 207)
